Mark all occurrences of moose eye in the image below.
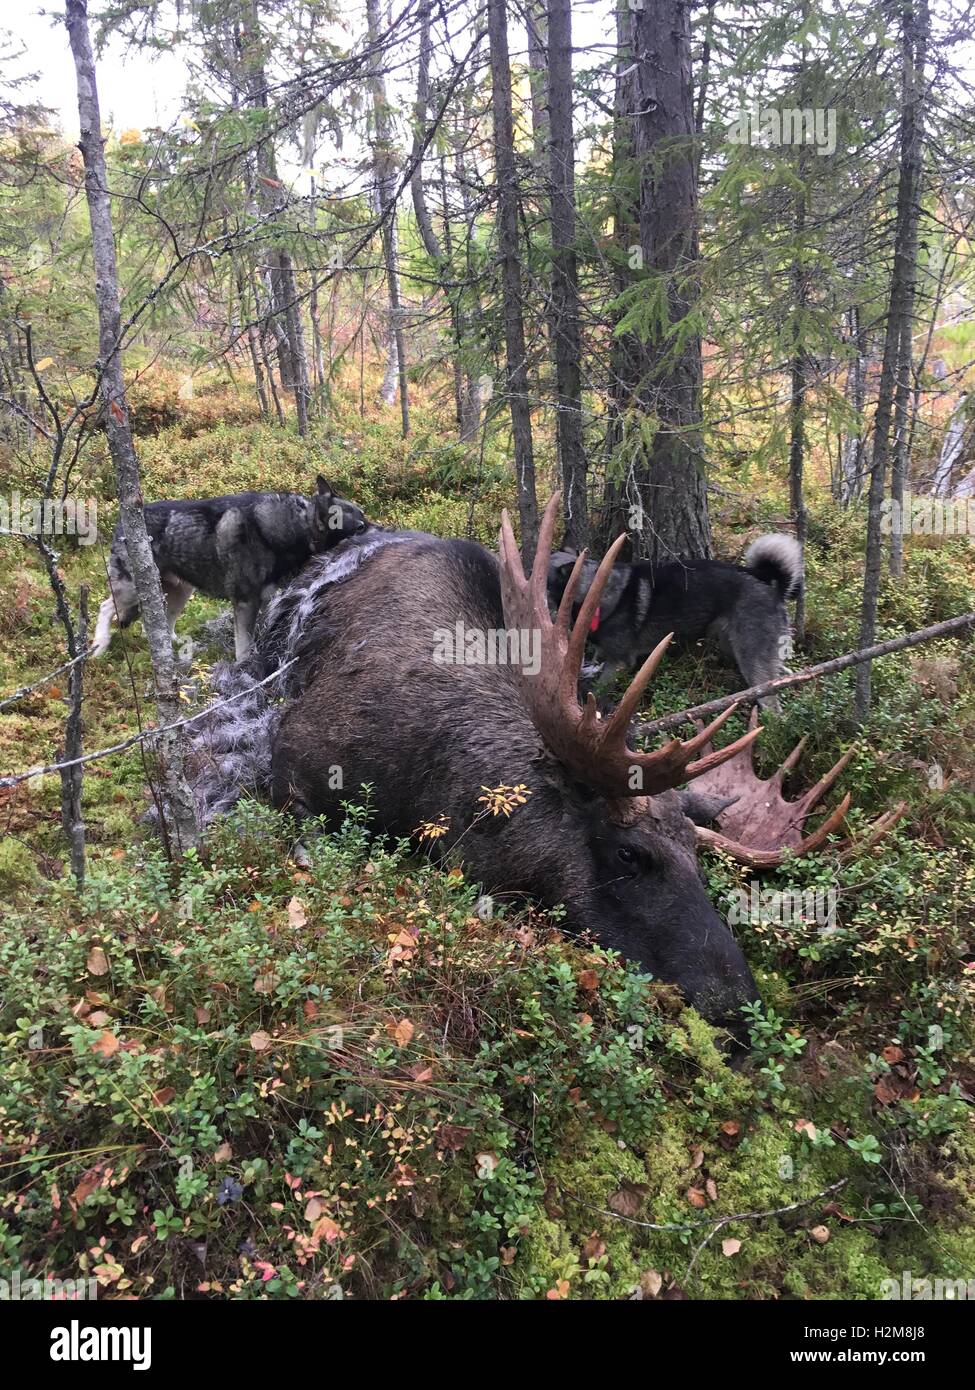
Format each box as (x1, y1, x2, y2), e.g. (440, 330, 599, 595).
(617, 846, 637, 867)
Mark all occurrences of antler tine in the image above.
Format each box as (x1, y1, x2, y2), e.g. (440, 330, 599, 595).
(779, 736, 809, 778)
(561, 533, 628, 693)
(499, 493, 756, 801)
(837, 802, 907, 862)
(679, 700, 746, 761)
(613, 700, 763, 797)
(792, 792, 852, 852)
(684, 719, 763, 781)
(793, 747, 856, 813)
(501, 492, 630, 705)
(527, 491, 563, 610)
(601, 632, 675, 736)
(694, 792, 852, 869)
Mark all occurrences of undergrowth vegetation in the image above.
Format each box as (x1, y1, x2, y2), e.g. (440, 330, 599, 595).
(1, 372, 973, 1299)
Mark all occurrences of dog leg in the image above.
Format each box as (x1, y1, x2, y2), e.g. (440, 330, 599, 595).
(91, 572, 140, 657)
(727, 612, 784, 713)
(163, 578, 195, 661)
(91, 596, 118, 657)
(233, 597, 261, 661)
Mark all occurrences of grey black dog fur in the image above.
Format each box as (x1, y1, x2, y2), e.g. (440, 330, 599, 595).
(92, 475, 372, 661)
(547, 534, 803, 711)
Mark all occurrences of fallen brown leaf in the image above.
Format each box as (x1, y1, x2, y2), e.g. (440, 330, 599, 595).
(86, 946, 109, 976)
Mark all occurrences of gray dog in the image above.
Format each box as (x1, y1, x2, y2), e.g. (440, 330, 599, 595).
(92, 476, 372, 661)
(547, 534, 803, 711)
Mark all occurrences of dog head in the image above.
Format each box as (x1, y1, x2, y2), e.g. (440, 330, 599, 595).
(547, 547, 629, 623)
(308, 475, 373, 550)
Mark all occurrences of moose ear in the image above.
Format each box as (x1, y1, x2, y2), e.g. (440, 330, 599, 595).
(678, 789, 740, 827)
(316, 474, 334, 498)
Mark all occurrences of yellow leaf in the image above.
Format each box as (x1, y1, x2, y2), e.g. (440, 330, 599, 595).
(119, 128, 142, 145)
(34, 356, 54, 372)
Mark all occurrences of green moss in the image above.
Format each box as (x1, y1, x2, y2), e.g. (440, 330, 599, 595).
(514, 1124, 650, 1299)
(752, 967, 792, 1015)
(0, 838, 38, 894)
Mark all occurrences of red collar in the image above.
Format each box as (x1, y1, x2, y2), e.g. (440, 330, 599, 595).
(590, 607, 601, 633)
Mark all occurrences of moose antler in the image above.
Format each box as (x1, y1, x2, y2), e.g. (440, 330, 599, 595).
(498, 493, 762, 802)
(691, 710, 907, 867)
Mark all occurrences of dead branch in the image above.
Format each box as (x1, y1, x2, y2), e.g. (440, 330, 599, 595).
(0, 658, 296, 791)
(0, 646, 94, 712)
(638, 611, 975, 739)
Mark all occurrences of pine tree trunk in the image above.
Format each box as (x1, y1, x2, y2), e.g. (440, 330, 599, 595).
(547, 0, 587, 549)
(241, 1, 309, 431)
(889, 255, 919, 576)
(65, 0, 197, 851)
(854, 0, 928, 725)
(788, 49, 810, 644)
(367, 0, 409, 435)
(454, 100, 484, 443)
(602, 0, 709, 564)
(237, 268, 270, 417)
(278, 250, 311, 435)
(488, 0, 538, 560)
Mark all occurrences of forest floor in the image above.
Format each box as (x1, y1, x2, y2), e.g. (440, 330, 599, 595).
(1, 372, 974, 1300)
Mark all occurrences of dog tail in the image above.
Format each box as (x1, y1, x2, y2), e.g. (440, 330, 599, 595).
(744, 533, 803, 601)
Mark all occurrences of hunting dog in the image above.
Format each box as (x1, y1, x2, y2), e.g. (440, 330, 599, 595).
(92, 476, 372, 662)
(547, 534, 803, 711)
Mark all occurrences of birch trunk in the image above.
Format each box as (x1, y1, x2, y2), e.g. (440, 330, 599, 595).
(65, 0, 197, 850)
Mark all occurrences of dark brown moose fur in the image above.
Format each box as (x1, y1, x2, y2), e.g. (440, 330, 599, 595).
(269, 534, 759, 1032)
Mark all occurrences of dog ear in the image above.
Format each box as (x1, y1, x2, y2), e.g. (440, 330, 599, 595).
(548, 549, 579, 578)
(316, 474, 335, 500)
(549, 547, 578, 565)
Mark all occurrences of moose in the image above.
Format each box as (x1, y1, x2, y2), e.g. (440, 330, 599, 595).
(195, 495, 893, 1036)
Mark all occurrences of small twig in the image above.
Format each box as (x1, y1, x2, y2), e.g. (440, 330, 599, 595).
(683, 1179, 848, 1283)
(0, 393, 53, 439)
(0, 659, 296, 790)
(638, 612, 975, 738)
(0, 646, 95, 712)
(573, 1176, 847, 1246)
